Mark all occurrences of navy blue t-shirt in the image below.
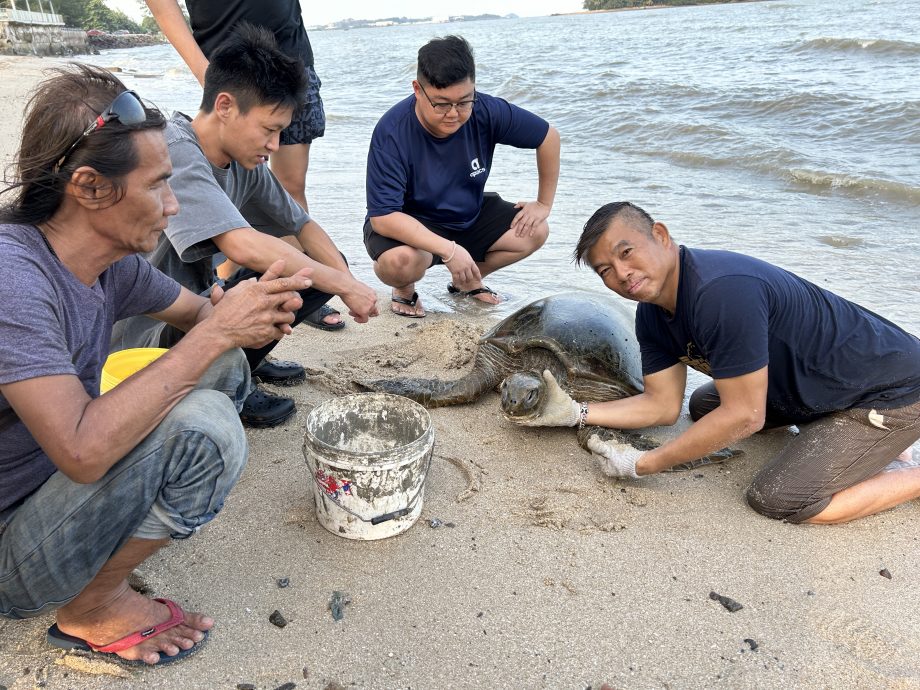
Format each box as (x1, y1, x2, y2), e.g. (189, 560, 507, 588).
(636, 246, 920, 423)
(365, 92, 550, 231)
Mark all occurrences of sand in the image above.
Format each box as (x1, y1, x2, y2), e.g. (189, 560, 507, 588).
(1, 56, 919, 690)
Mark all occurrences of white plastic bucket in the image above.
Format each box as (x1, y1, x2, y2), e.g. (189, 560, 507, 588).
(302, 393, 434, 540)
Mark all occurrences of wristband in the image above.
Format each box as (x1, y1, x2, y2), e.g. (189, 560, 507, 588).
(577, 401, 589, 430)
(442, 241, 457, 264)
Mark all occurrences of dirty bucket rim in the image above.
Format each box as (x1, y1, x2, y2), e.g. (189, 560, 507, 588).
(304, 392, 433, 462)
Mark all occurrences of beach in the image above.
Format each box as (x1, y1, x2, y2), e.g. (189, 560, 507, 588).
(1, 52, 920, 690)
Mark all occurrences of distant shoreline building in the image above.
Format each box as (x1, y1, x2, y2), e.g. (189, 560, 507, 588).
(0, 0, 88, 55)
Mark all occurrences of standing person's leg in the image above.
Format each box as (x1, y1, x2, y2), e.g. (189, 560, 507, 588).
(0, 352, 249, 664)
(744, 401, 920, 524)
(270, 65, 340, 330)
(273, 65, 324, 212)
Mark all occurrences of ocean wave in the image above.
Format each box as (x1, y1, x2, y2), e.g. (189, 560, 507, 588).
(793, 37, 920, 57)
(640, 146, 920, 204)
(788, 168, 920, 203)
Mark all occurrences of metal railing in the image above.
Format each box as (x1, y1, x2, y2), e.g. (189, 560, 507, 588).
(0, 8, 65, 25)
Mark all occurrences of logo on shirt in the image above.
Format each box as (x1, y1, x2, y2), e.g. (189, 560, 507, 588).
(678, 341, 712, 376)
(469, 157, 487, 179)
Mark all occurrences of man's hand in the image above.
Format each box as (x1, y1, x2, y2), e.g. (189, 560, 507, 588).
(511, 200, 551, 237)
(516, 370, 580, 427)
(208, 259, 311, 348)
(586, 435, 644, 479)
(340, 277, 380, 323)
(445, 243, 482, 288)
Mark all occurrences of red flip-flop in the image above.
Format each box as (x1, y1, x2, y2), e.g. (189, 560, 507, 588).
(46, 598, 207, 666)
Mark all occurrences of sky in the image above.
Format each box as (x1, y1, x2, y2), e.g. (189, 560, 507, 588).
(106, 1, 584, 28)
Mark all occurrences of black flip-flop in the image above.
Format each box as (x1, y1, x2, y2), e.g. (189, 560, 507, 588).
(305, 304, 345, 331)
(447, 283, 498, 299)
(391, 291, 425, 318)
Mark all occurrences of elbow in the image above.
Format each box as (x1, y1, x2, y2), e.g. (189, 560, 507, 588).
(658, 407, 682, 427)
(54, 447, 108, 484)
(739, 410, 766, 438)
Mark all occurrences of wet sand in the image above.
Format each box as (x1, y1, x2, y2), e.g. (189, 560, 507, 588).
(2, 56, 920, 690)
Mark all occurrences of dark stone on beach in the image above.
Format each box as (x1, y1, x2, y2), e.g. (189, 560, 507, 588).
(269, 610, 289, 628)
(709, 591, 743, 612)
(277, 577, 290, 588)
(302, 666, 310, 679)
(880, 568, 892, 579)
(743, 638, 759, 651)
(273, 684, 297, 690)
(237, 684, 256, 690)
(329, 591, 351, 621)
(428, 518, 444, 528)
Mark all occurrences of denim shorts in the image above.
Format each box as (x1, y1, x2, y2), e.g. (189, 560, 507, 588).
(0, 349, 250, 619)
(280, 65, 325, 145)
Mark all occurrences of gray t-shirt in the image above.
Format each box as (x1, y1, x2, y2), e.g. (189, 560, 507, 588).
(0, 224, 181, 511)
(112, 112, 311, 350)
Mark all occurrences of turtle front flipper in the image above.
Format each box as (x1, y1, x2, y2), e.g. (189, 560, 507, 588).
(356, 344, 509, 408)
(576, 425, 743, 472)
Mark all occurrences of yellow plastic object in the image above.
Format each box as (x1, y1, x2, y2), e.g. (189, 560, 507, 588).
(100, 348, 168, 393)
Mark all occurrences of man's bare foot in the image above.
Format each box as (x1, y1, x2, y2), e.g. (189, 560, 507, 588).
(54, 586, 212, 665)
(391, 287, 425, 317)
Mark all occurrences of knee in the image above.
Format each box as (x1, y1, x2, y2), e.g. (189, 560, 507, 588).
(169, 390, 248, 480)
(375, 246, 427, 281)
(744, 478, 818, 523)
(688, 382, 720, 422)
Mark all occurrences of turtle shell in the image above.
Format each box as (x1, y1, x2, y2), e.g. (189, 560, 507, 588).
(481, 292, 643, 391)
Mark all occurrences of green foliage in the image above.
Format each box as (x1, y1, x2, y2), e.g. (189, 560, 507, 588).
(53, 0, 145, 32)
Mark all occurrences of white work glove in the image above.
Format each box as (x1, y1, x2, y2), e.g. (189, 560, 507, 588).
(517, 370, 580, 427)
(587, 435, 644, 479)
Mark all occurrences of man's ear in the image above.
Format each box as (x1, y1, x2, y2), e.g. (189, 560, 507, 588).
(214, 92, 237, 121)
(68, 168, 113, 210)
(652, 221, 672, 247)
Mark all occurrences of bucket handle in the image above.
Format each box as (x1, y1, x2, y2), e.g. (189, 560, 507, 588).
(310, 443, 434, 525)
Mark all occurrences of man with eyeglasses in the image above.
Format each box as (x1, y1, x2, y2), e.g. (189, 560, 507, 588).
(364, 35, 560, 318)
(0, 65, 309, 664)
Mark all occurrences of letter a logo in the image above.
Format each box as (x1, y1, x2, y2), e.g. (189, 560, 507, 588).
(471, 158, 481, 171)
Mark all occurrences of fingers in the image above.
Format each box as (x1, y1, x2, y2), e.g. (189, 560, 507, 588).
(209, 283, 224, 306)
(586, 435, 608, 455)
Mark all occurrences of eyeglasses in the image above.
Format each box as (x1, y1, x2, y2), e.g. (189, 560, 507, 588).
(418, 82, 476, 115)
(55, 90, 146, 171)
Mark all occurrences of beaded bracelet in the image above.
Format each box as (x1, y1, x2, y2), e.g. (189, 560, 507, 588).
(442, 241, 457, 264)
(577, 401, 589, 429)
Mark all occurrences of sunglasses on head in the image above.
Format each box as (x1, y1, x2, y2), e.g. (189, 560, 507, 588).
(55, 90, 146, 172)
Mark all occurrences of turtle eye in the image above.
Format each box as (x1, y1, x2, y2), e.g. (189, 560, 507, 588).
(526, 389, 538, 404)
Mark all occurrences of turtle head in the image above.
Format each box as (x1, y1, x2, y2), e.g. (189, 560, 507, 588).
(500, 370, 546, 421)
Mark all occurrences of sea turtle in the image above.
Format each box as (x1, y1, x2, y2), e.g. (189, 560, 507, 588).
(360, 292, 739, 470)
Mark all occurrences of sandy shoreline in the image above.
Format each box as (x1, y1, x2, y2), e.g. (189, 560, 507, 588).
(2, 55, 920, 690)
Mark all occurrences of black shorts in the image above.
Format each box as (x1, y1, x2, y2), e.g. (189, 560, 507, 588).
(279, 66, 325, 146)
(364, 193, 519, 264)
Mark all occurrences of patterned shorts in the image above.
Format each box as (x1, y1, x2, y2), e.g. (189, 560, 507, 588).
(280, 65, 325, 145)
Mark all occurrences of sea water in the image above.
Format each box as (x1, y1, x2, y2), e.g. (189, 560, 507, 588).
(84, 0, 919, 333)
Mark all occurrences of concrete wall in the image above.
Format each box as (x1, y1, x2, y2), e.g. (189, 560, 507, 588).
(0, 22, 88, 56)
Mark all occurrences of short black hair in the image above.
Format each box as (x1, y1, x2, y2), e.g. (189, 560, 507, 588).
(417, 35, 475, 89)
(201, 22, 307, 114)
(574, 202, 656, 266)
(0, 64, 165, 225)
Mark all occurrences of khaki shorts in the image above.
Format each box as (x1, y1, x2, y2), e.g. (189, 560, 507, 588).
(689, 382, 920, 523)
